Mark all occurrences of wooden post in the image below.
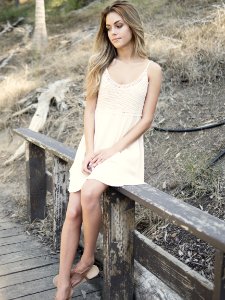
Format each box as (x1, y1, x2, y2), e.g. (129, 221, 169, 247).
(103, 188, 135, 300)
(26, 142, 46, 222)
(52, 156, 69, 251)
(213, 250, 225, 300)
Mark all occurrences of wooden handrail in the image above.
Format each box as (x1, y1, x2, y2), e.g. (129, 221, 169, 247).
(14, 127, 225, 251)
(14, 127, 225, 300)
(15, 127, 75, 162)
(118, 184, 225, 252)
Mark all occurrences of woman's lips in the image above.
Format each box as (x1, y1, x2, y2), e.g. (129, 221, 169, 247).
(112, 38, 121, 42)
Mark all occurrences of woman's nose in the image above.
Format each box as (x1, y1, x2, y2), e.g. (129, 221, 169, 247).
(111, 27, 117, 35)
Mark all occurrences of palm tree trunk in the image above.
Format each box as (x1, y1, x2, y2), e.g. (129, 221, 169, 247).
(32, 0, 48, 51)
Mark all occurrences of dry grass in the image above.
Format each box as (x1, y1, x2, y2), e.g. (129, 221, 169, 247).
(0, 71, 39, 110)
(0, 0, 224, 110)
(144, 1, 225, 83)
(35, 38, 91, 80)
(0, 0, 224, 281)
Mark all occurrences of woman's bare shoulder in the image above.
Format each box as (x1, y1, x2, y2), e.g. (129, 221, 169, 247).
(147, 60, 162, 80)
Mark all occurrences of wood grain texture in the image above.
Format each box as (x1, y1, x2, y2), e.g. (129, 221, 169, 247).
(26, 142, 46, 221)
(15, 127, 75, 163)
(0, 234, 30, 246)
(52, 156, 69, 251)
(0, 214, 102, 300)
(117, 184, 225, 251)
(213, 250, 225, 300)
(103, 188, 135, 300)
(134, 230, 213, 300)
(134, 260, 183, 300)
(0, 227, 24, 238)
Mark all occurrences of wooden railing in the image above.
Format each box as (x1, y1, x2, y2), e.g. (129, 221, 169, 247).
(14, 127, 225, 300)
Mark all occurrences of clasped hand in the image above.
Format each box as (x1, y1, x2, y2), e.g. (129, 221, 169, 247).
(82, 147, 117, 174)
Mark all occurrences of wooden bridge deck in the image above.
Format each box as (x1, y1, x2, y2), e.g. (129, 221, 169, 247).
(0, 209, 102, 300)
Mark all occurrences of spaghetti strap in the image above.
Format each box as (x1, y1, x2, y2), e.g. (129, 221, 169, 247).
(106, 60, 151, 87)
(145, 60, 151, 71)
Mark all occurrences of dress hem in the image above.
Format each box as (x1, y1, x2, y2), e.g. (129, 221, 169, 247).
(68, 179, 145, 193)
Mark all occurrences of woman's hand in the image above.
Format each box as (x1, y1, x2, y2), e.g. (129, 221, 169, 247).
(90, 147, 117, 168)
(82, 152, 94, 174)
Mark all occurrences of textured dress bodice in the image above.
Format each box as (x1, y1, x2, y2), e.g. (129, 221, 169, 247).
(96, 65, 149, 117)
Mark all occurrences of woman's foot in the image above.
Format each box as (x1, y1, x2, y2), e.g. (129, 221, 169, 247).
(53, 258, 94, 288)
(72, 257, 94, 273)
(55, 284, 73, 300)
(70, 257, 95, 287)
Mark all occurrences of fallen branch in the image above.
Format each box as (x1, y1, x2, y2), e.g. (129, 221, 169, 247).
(12, 103, 38, 117)
(0, 52, 15, 69)
(0, 17, 24, 36)
(4, 78, 72, 165)
(17, 90, 39, 107)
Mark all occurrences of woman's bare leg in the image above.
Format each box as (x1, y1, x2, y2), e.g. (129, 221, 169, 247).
(55, 191, 82, 300)
(71, 179, 107, 278)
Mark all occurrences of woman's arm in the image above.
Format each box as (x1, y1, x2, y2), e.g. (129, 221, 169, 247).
(82, 95, 97, 173)
(90, 62, 162, 166)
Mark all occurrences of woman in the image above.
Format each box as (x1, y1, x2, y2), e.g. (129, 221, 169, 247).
(55, 1, 162, 299)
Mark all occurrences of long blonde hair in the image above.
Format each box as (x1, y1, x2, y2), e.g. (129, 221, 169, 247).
(85, 0, 148, 99)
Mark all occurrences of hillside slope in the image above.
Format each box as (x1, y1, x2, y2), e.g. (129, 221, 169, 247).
(0, 0, 224, 281)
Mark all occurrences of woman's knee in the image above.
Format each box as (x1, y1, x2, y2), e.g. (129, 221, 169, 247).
(81, 180, 107, 209)
(66, 206, 82, 223)
(65, 192, 82, 223)
(81, 187, 100, 209)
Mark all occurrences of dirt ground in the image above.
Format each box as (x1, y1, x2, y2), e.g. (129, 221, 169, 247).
(0, 0, 224, 285)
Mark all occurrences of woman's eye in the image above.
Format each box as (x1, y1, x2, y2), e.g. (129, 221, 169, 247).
(106, 24, 123, 31)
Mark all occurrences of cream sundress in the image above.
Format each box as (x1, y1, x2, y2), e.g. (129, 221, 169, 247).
(68, 60, 151, 192)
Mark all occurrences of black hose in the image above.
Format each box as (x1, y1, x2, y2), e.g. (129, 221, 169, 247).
(153, 119, 225, 132)
(153, 119, 225, 166)
(209, 149, 225, 167)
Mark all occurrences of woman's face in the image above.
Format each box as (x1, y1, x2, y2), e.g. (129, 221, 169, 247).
(105, 12, 133, 49)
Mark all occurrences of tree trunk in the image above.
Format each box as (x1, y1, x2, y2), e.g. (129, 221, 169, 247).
(32, 0, 48, 51)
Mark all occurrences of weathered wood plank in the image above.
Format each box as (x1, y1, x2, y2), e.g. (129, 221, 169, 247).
(46, 170, 53, 193)
(134, 260, 183, 300)
(0, 234, 30, 246)
(72, 290, 102, 300)
(0, 248, 53, 265)
(19, 289, 102, 300)
(0, 212, 12, 219)
(0, 256, 58, 276)
(0, 227, 24, 238)
(213, 250, 225, 300)
(0, 218, 11, 223)
(134, 230, 213, 299)
(0, 276, 57, 299)
(72, 277, 102, 298)
(118, 184, 225, 251)
(52, 156, 69, 251)
(103, 188, 135, 300)
(26, 142, 46, 221)
(0, 264, 58, 289)
(0, 276, 102, 299)
(0, 240, 43, 255)
(0, 209, 9, 219)
(14, 127, 75, 163)
(12, 288, 56, 300)
(0, 222, 20, 230)
(16, 289, 102, 300)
